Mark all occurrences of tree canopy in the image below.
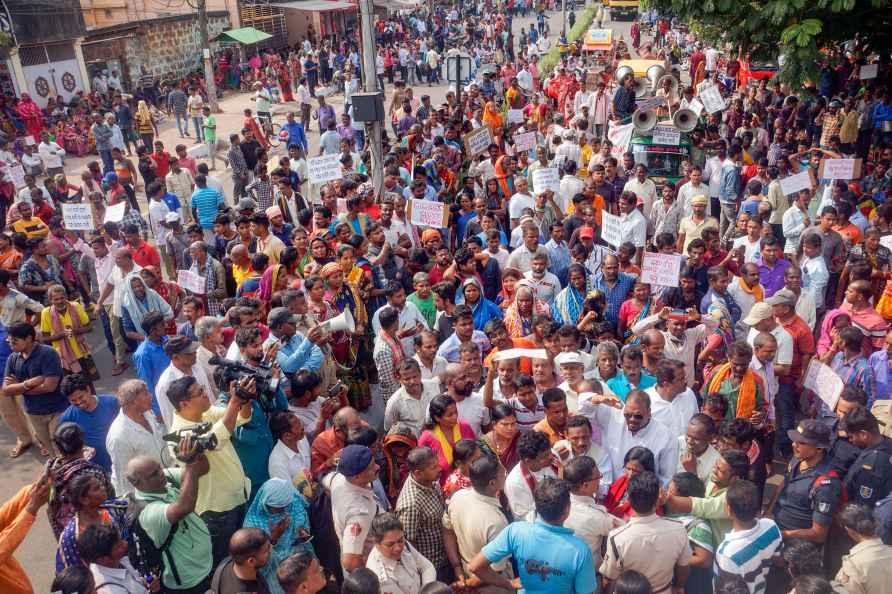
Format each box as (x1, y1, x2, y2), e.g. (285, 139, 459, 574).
(645, 0, 892, 85)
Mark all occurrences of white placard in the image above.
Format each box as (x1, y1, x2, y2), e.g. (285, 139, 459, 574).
(23, 135, 35, 146)
(803, 359, 844, 411)
(687, 98, 704, 117)
(698, 84, 726, 114)
(464, 126, 493, 157)
(821, 159, 857, 180)
(882, 235, 892, 252)
(8, 164, 25, 188)
(177, 269, 206, 294)
(607, 122, 634, 158)
(860, 64, 878, 80)
(779, 170, 812, 195)
(336, 198, 348, 214)
(651, 125, 680, 146)
(61, 203, 94, 231)
(408, 198, 448, 228)
(635, 96, 666, 112)
(532, 167, 560, 194)
(491, 348, 548, 362)
(601, 211, 622, 248)
(514, 131, 537, 153)
(103, 201, 127, 223)
(307, 154, 343, 184)
(507, 109, 525, 124)
(641, 252, 682, 287)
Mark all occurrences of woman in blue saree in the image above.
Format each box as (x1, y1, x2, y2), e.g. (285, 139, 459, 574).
(457, 277, 502, 331)
(551, 263, 589, 325)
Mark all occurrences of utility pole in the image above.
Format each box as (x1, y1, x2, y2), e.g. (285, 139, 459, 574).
(197, 0, 220, 112)
(358, 0, 384, 195)
(562, 0, 567, 36)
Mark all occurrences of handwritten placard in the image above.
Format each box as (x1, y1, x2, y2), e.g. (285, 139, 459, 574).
(177, 269, 206, 294)
(860, 64, 878, 80)
(8, 164, 25, 188)
(532, 167, 560, 194)
(651, 125, 680, 146)
(635, 95, 666, 112)
(103, 200, 127, 223)
(307, 154, 342, 184)
(507, 109, 525, 124)
(779, 170, 812, 195)
(607, 122, 634, 158)
(463, 126, 493, 157)
(601, 211, 622, 248)
(514, 131, 537, 153)
(687, 98, 704, 117)
(62, 203, 94, 231)
(698, 84, 726, 114)
(819, 158, 861, 180)
(641, 252, 682, 287)
(407, 198, 448, 228)
(804, 359, 844, 410)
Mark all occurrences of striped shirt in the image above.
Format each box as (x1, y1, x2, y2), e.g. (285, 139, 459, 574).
(190, 187, 224, 229)
(714, 518, 782, 594)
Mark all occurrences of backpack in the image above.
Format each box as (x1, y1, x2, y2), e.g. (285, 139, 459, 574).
(124, 494, 181, 587)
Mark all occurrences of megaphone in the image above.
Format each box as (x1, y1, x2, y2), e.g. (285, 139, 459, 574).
(656, 74, 678, 96)
(631, 77, 649, 98)
(614, 65, 633, 84)
(646, 64, 666, 90)
(633, 108, 657, 132)
(672, 108, 698, 132)
(324, 308, 355, 333)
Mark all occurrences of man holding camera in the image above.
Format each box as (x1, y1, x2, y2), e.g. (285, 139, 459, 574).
(166, 373, 255, 567)
(126, 436, 213, 594)
(264, 307, 325, 374)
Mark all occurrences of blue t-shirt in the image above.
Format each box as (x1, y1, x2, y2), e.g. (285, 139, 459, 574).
(190, 187, 224, 229)
(606, 371, 657, 402)
(482, 520, 597, 594)
(58, 394, 119, 472)
(4, 344, 67, 415)
(162, 192, 182, 212)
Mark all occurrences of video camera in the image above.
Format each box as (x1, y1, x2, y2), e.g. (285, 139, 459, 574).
(162, 422, 218, 463)
(209, 355, 280, 400)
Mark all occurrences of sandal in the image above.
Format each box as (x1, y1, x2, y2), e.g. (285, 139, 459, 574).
(9, 441, 32, 458)
(111, 363, 129, 376)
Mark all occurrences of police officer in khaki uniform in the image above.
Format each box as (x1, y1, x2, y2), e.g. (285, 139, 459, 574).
(834, 502, 892, 594)
(600, 470, 692, 594)
(323, 444, 383, 572)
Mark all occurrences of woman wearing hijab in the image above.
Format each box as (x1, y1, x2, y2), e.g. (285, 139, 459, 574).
(458, 277, 502, 331)
(482, 100, 503, 133)
(493, 155, 515, 199)
(120, 272, 173, 342)
(243, 478, 314, 594)
(552, 263, 589, 325)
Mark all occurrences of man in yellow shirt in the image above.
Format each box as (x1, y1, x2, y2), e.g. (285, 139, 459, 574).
(10, 203, 48, 239)
(39, 285, 91, 366)
(230, 243, 253, 288)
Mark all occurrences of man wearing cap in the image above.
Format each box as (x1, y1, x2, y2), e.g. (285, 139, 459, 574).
(745, 301, 794, 372)
(632, 305, 718, 388)
(323, 444, 383, 571)
(266, 307, 324, 374)
(677, 195, 719, 253)
(155, 335, 217, 429)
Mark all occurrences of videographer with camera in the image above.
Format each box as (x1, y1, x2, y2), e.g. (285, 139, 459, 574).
(216, 325, 289, 502)
(165, 371, 255, 567)
(125, 436, 212, 594)
(264, 307, 325, 374)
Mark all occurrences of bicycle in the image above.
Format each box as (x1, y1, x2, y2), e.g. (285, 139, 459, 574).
(256, 113, 283, 148)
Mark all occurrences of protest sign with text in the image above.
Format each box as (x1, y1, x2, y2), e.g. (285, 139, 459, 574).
(307, 154, 343, 184)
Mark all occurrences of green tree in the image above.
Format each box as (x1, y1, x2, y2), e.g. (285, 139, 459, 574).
(644, 0, 892, 85)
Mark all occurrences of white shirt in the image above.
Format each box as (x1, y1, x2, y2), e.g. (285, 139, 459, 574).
(795, 290, 817, 331)
(552, 439, 615, 498)
(455, 393, 490, 437)
(623, 178, 657, 214)
(704, 155, 724, 199)
(147, 199, 171, 243)
(517, 69, 533, 92)
(268, 438, 312, 485)
(750, 355, 778, 422)
(579, 397, 679, 486)
(104, 264, 142, 317)
(289, 400, 321, 440)
(746, 323, 794, 367)
(732, 235, 762, 264)
(619, 208, 648, 248)
(800, 254, 830, 310)
(504, 464, 557, 518)
(105, 410, 172, 496)
(564, 494, 623, 568)
(413, 353, 448, 380)
(383, 379, 441, 435)
(646, 386, 699, 437)
(704, 48, 720, 71)
(91, 557, 148, 594)
(371, 301, 429, 357)
(508, 192, 536, 221)
(727, 277, 761, 334)
(37, 141, 65, 169)
(155, 363, 217, 429)
(678, 181, 708, 217)
(366, 541, 436, 594)
(675, 437, 721, 485)
(631, 313, 717, 387)
(558, 175, 585, 214)
(522, 270, 561, 303)
(782, 207, 809, 254)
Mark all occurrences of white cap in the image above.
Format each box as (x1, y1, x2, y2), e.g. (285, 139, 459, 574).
(164, 212, 181, 224)
(554, 351, 585, 366)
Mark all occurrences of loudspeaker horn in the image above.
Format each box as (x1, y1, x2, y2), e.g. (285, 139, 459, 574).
(656, 74, 678, 96)
(324, 308, 355, 333)
(631, 77, 649, 98)
(646, 64, 666, 89)
(614, 65, 634, 83)
(672, 108, 698, 132)
(633, 108, 657, 132)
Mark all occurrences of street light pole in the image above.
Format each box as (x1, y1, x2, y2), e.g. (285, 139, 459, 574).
(358, 0, 384, 195)
(197, 0, 220, 112)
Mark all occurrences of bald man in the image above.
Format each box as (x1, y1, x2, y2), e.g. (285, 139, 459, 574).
(310, 406, 362, 477)
(230, 243, 253, 288)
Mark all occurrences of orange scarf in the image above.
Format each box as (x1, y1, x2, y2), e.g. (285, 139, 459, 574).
(707, 362, 758, 418)
(736, 277, 764, 303)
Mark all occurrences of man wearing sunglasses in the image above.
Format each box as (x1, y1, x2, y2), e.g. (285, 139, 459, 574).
(579, 389, 678, 487)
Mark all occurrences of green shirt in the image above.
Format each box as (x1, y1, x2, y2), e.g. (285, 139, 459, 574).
(407, 291, 437, 329)
(706, 371, 765, 421)
(690, 480, 732, 545)
(135, 469, 213, 589)
(203, 114, 216, 142)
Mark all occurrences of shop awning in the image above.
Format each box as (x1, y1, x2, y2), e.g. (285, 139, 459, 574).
(213, 27, 273, 45)
(277, 0, 356, 11)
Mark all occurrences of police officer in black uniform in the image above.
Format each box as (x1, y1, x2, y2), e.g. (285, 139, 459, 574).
(842, 405, 892, 505)
(827, 386, 869, 474)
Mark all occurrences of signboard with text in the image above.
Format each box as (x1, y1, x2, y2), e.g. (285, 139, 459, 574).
(463, 126, 493, 157)
(651, 125, 680, 146)
(779, 170, 812, 195)
(62, 204, 94, 231)
(641, 252, 682, 287)
(601, 211, 622, 248)
(407, 198, 449, 228)
(307, 154, 343, 184)
(177, 270, 206, 294)
(532, 167, 560, 194)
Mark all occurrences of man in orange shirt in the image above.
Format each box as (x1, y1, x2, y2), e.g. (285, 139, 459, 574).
(0, 472, 49, 594)
(533, 387, 570, 445)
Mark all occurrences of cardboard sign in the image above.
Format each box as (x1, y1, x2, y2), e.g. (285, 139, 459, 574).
(8, 164, 25, 188)
(860, 64, 878, 80)
(177, 269, 206, 294)
(819, 158, 862, 180)
(407, 198, 448, 228)
(651, 125, 680, 146)
(698, 84, 726, 114)
(507, 109, 525, 124)
(61, 203, 94, 231)
(532, 167, 560, 194)
(307, 154, 343, 184)
(607, 122, 634, 159)
(641, 252, 682, 287)
(804, 359, 844, 410)
(23, 135, 35, 146)
(601, 211, 622, 248)
(103, 201, 127, 223)
(779, 170, 812, 195)
(463, 126, 493, 157)
(635, 96, 666, 112)
(514, 131, 537, 153)
(687, 98, 704, 117)
(491, 348, 548, 362)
